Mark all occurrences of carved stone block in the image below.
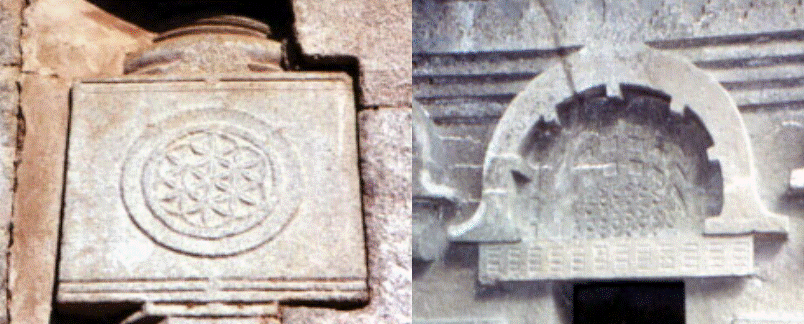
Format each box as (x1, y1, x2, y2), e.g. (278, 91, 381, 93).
(57, 73, 367, 312)
(479, 237, 752, 283)
(444, 46, 786, 283)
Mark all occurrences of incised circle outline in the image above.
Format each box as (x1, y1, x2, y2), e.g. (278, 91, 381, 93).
(122, 108, 303, 257)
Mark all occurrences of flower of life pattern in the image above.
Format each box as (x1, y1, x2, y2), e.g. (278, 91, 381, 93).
(145, 130, 274, 239)
(123, 109, 302, 257)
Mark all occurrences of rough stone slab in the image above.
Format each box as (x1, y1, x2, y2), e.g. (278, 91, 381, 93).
(0, 2, 21, 321)
(58, 74, 367, 310)
(10, 74, 70, 324)
(11, 2, 157, 323)
(293, 0, 411, 107)
(0, 0, 21, 65)
(283, 107, 411, 323)
(0, 67, 17, 324)
(20, 0, 153, 77)
(413, 1, 804, 323)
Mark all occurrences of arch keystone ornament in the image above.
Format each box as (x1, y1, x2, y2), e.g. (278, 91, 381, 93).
(56, 16, 366, 321)
(449, 45, 788, 284)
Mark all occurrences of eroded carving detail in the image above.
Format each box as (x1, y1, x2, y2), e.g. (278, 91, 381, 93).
(123, 109, 301, 257)
(513, 86, 721, 241)
(523, 124, 693, 239)
(144, 129, 276, 239)
(469, 85, 761, 283)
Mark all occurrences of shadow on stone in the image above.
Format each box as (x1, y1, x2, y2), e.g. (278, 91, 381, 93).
(84, 0, 294, 37)
(442, 243, 478, 271)
(52, 302, 161, 324)
(573, 281, 684, 324)
(413, 259, 432, 279)
(691, 276, 746, 297)
(755, 233, 787, 262)
(475, 281, 551, 301)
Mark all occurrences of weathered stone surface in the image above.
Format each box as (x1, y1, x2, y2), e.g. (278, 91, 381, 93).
(283, 107, 411, 323)
(293, 0, 411, 107)
(414, 0, 804, 323)
(449, 45, 784, 246)
(413, 0, 804, 53)
(11, 74, 69, 324)
(683, 108, 804, 323)
(0, 67, 17, 324)
(412, 104, 456, 262)
(0, 0, 21, 65)
(0, 3, 21, 324)
(125, 16, 282, 75)
(20, 0, 153, 78)
(58, 73, 366, 313)
(11, 1, 153, 323)
(11, 0, 411, 323)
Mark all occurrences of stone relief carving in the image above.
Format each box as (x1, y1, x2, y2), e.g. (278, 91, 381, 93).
(413, 1, 804, 322)
(413, 103, 459, 262)
(425, 45, 787, 283)
(509, 86, 719, 241)
(123, 109, 302, 256)
(57, 16, 366, 322)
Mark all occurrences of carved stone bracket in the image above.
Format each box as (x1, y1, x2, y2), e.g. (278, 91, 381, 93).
(413, 103, 458, 261)
(449, 45, 788, 283)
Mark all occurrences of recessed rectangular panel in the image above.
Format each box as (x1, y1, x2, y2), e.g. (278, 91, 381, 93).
(58, 73, 367, 305)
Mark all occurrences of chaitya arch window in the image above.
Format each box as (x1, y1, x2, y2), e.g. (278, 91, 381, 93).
(445, 46, 788, 283)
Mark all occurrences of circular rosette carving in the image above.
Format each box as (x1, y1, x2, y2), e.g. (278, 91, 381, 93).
(146, 130, 274, 239)
(123, 109, 302, 257)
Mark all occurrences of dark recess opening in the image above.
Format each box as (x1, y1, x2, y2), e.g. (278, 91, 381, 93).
(573, 281, 684, 324)
(85, 1, 296, 38)
(81, 0, 363, 103)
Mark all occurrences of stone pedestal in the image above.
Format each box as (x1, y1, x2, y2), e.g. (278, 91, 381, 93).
(56, 16, 367, 323)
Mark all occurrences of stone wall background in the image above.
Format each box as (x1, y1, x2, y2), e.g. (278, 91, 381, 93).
(413, 0, 804, 323)
(0, 0, 411, 323)
(0, 0, 20, 323)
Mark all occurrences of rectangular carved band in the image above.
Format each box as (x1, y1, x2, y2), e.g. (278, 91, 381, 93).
(479, 236, 753, 282)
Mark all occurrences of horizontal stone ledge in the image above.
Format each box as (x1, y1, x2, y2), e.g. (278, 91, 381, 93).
(479, 235, 754, 283)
